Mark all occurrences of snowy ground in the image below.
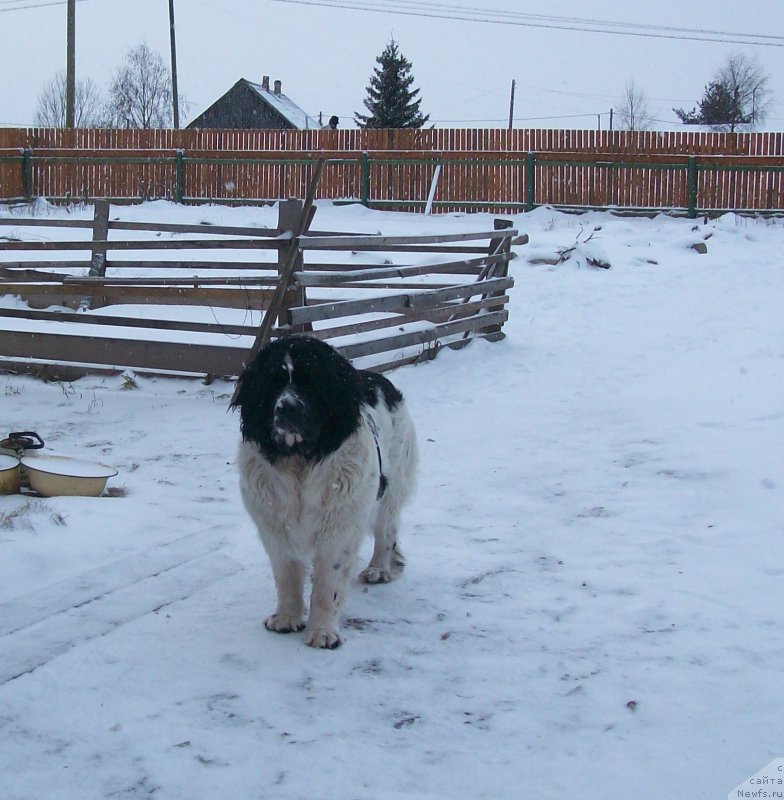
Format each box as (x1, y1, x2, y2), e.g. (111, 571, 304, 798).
(0, 202, 782, 799)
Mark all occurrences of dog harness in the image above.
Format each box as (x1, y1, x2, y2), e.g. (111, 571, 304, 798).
(366, 415, 387, 500)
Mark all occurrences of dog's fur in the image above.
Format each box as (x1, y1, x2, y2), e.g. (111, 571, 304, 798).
(232, 336, 417, 648)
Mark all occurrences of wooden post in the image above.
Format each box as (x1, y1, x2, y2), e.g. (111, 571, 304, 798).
(174, 149, 185, 202)
(687, 155, 698, 219)
(22, 148, 32, 202)
(234, 158, 326, 397)
(168, 0, 180, 129)
(89, 200, 110, 277)
(80, 199, 110, 311)
(478, 219, 514, 339)
(424, 163, 442, 215)
(65, 0, 76, 129)
(277, 199, 305, 332)
(361, 151, 370, 206)
(525, 151, 536, 212)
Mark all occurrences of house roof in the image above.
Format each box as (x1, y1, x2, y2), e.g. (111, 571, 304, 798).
(245, 80, 319, 130)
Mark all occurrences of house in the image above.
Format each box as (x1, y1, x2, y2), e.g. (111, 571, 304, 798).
(187, 76, 318, 130)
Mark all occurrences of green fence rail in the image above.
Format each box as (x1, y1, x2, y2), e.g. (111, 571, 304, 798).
(2, 149, 783, 217)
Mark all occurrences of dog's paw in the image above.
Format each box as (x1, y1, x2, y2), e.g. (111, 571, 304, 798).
(304, 626, 343, 649)
(264, 613, 306, 634)
(359, 566, 392, 584)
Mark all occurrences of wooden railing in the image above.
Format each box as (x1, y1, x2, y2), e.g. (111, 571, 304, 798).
(0, 200, 518, 379)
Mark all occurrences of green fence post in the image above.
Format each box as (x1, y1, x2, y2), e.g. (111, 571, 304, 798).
(22, 148, 32, 202)
(525, 151, 536, 212)
(687, 155, 698, 218)
(175, 149, 185, 203)
(360, 151, 370, 206)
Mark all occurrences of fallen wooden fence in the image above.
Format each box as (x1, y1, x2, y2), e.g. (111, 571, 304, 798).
(0, 199, 518, 379)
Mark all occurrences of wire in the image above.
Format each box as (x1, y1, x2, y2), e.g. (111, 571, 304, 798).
(0, 0, 88, 12)
(271, 0, 784, 47)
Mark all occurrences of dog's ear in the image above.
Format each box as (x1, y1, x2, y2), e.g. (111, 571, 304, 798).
(229, 366, 249, 411)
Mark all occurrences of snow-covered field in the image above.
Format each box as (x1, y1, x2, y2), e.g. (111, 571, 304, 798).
(0, 201, 782, 799)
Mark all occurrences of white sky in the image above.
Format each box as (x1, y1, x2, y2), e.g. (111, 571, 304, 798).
(1, 0, 783, 130)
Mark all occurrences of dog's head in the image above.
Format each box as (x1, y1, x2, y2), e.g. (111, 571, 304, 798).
(231, 336, 362, 462)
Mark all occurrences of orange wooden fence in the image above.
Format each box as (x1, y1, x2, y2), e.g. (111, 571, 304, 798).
(1, 128, 783, 214)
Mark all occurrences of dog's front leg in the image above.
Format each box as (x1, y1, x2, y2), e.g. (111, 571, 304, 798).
(265, 557, 306, 633)
(305, 546, 357, 649)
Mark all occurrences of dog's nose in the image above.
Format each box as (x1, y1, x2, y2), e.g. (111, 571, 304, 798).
(272, 389, 307, 447)
(274, 389, 303, 423)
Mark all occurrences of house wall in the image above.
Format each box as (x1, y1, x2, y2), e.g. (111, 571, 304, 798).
(187, 82, 295, 130)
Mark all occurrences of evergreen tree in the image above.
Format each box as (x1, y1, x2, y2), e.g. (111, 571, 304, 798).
(674, 81, 748, 129)
(673, 52, 772, 132)
(355, 39, 429, 129)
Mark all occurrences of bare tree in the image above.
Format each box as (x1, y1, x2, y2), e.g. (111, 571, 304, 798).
(34, 72, 105, 128)
(105, 43, 174, 129)
(674, 52, 773, 132)
(718, 51, 773, 130)
(616, 79, 655, 131)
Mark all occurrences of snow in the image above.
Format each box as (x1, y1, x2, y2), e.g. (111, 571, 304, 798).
(246, 80, 320, 131)
(1, 201, 783, 799)
(19, 455, 118, 479)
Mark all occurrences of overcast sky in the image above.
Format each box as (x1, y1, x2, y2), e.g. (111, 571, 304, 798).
(1, 0, 783, 130)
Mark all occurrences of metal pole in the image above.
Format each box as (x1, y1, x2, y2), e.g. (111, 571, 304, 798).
(65, 0, 76, 128)
(508, 79, 516, 130)
(168, 0, 180, 128)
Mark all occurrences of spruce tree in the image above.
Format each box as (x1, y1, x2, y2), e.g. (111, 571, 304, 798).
(355, 39, 429, 129)
(672, 53, 771, 132)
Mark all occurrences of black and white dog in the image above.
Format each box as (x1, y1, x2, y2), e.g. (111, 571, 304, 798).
(232, 336, 418, 648)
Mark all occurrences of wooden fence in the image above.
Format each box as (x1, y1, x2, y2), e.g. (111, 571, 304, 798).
(1, 127, 783, 214)
(0, 197, 518, 380)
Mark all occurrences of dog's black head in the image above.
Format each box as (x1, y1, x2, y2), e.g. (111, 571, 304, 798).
(231, 336, 363, 462)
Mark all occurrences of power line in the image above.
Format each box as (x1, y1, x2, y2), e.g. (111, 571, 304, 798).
(0, 0, 88, 13)
(271, 0, 784, 47)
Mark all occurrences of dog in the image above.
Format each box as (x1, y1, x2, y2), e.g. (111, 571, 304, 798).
(231, 336, 418, 648)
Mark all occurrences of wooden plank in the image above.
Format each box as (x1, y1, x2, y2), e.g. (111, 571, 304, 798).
(299, 229, 518, 249)
(0, 238, 287, 252)
(0, 218, 93, 229)
(0, 307, 258, 337)
(0, 329, 249, 376)
(335, 311, 508, 361)
(289, 276, 514, 324)
(307, 295, 510, 342)
(109, 220, 280, 237)
(295, 252, 513, 285)
(61, 276, 277, 286)
(1, 283, 282, 308)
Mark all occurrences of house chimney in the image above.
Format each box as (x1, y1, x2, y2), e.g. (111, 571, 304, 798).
(262, 76, 270, 91)
(274, 79, 282, 95)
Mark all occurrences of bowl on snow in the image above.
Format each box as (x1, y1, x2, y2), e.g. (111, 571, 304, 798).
(21, 454, 118, 497)
(0, 453, 21, 494)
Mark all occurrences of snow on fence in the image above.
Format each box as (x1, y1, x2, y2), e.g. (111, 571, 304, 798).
(0, 198, 519, 380)
(2, 128, 784, 214)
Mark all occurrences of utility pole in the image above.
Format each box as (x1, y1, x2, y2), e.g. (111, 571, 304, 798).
(65, 0, 75, 128)
(508, 79, 516, 130)
(168, 0, 180, 128)
(609, 108, 614, 131)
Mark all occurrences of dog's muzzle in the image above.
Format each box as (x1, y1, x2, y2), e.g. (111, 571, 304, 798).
(272, 388, 317, 451)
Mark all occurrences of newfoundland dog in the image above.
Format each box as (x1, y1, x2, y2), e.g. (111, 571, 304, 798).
(231, 336, 418, 649)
